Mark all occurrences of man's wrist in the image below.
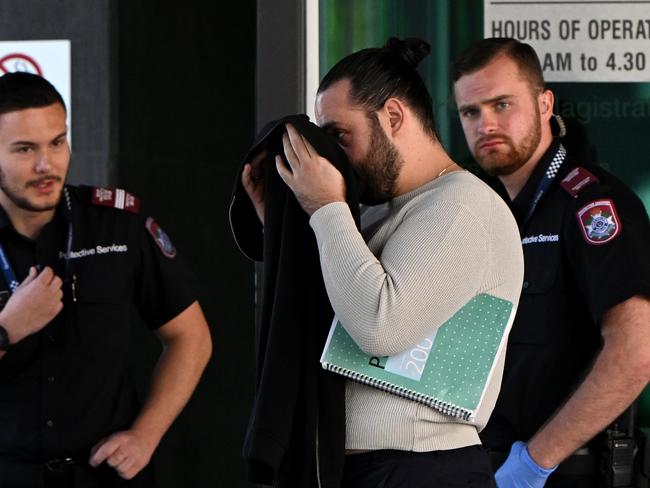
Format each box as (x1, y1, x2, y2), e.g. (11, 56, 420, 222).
(0, 324, 11, 350)
(130, 419, 165, 451)
(0, 312, 21, 345)
(304, 198, 345, 217)
(526, 440, 560, 471)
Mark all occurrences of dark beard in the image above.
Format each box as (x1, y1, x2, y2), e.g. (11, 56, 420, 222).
(355, 115, 404, 205)
(0, 170, 63, 212)
(474, 106, 542, 177)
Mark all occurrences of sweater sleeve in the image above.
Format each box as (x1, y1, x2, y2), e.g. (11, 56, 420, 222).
(309, 200, 488, 357)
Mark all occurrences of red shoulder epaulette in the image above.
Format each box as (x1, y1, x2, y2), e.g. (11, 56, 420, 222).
(90, 187, 141, 213)
(559, 167, 599, 198)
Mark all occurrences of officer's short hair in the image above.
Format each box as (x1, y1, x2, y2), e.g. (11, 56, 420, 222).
(0, 72, 66, 116)
(451, 37, 545, 94)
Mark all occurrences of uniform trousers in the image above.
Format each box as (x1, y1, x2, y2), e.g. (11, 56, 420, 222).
(0, 459, 154, 488)
(545, 474, 598, 488)
(342, 445, 495, 488)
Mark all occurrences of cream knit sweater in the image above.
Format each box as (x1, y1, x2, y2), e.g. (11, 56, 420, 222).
(310, 170, 523, 451)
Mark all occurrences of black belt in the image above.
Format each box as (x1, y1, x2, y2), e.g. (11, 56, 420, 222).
(0, 456, 77, 470)
(488, 449, 597, 476)
(0, 457, 154, 488)
(44, 457, 77, 474)
(0, 457, 79, 488)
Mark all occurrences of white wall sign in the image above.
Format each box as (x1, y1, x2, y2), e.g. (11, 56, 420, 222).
(0, 40, 71, 134)
(484, 0, 650, 82)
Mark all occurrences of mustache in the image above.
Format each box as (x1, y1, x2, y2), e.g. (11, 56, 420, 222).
(476, 134, 512, 147)
(26, 176, 63, 187)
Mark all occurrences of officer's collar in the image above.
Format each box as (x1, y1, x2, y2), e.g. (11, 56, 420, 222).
(511, 139, 563, 218)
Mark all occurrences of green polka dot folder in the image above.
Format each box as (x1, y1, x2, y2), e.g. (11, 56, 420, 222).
(320, 294, 514, 421)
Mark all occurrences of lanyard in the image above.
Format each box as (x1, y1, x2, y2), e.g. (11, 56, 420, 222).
(0, 243, 19, 292)
(0, 188, 74, 296)
(523, 144, 567, 226)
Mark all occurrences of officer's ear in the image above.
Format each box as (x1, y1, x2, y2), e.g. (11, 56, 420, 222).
(539, 89, 554, 121)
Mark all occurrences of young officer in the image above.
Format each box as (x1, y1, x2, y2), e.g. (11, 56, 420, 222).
(0, 72, 212, 487)
(452, 37, 650, 487)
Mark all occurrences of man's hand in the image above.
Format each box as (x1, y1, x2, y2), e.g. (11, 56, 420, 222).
(276, 123, 346, 216)
(524, 296, 650, 470)
(89, 430, 156, 480)
(495, 441, 556, 488)
(0, 266, 63, 344)
(241, 150, 267, 224)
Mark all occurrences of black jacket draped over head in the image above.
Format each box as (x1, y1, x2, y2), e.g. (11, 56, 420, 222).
(229, 114, 360, 488)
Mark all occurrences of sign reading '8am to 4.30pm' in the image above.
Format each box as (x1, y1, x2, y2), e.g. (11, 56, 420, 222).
(484, 0, 650, 82)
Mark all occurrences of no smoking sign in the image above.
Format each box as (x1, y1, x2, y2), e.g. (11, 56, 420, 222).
(0, 53, 43, 76)
(0, 40, 71, 136)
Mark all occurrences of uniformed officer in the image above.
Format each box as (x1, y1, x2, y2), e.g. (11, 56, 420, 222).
(452, 38, 650, 487)
(0, 72, 212, 487)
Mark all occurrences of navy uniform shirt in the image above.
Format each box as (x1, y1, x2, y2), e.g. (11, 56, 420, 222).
(480, 140, 650, 451)
(0, 185, 199, 467)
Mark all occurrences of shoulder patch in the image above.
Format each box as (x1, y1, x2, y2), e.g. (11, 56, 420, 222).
(560, 167, 599, 198)
(91, 187, 141, 213)
(576, 199, 622, 245)
(145, 217, 177, 258)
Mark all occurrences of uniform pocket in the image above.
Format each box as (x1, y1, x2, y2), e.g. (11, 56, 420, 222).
(72, 255, 133, 304)
(509, 240, 562, 345)
(520, 238, 561, 295)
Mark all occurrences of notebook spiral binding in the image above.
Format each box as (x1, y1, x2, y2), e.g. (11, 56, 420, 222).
(324, 363, 472, 421)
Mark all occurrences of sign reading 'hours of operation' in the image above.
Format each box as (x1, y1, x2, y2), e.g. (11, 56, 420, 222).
(484, 0, 650, 82)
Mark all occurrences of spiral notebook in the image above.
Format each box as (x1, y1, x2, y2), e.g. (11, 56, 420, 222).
(320, 294, 515, 421)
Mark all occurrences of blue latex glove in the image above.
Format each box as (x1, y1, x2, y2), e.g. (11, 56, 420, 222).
(495, 441, 557, 488)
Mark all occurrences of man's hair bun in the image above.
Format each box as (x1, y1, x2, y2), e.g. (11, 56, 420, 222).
(384, 37, 431, 68)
